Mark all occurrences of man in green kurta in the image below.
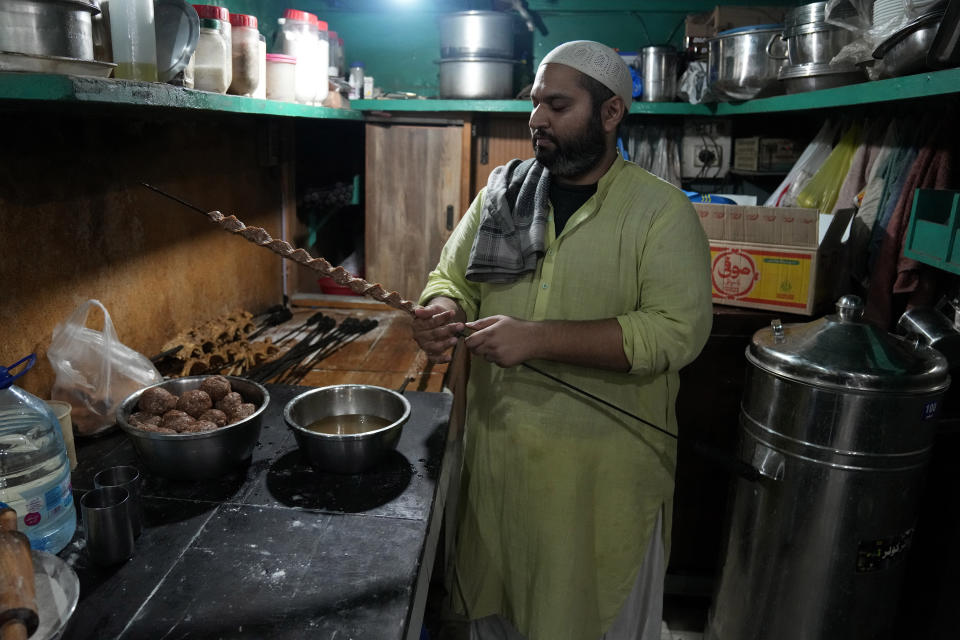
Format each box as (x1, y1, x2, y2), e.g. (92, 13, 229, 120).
(413, 41, 713, 640)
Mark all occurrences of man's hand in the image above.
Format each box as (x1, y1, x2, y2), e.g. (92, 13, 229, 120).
(463, 315, 539, 368)
(412, 300, 466, 363)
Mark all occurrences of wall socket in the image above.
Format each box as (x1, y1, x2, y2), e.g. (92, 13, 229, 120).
(681, 119, 731, 179)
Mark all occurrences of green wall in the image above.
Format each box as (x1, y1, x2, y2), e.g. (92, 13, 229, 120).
(202, 0, 799, 96)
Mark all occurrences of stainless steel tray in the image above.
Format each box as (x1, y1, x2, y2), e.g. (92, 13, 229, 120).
(0, 50, 115, 77)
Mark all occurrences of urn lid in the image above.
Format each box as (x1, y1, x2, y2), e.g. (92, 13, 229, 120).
(747, 295, 950, 392)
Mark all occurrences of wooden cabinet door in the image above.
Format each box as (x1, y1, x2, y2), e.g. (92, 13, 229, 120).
(365, 122, 463, 304)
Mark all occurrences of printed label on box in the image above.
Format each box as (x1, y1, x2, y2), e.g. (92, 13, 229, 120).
(710, 244, 814, 310)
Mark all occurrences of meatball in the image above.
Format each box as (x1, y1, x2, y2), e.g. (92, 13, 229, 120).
(227, 403, 256, 423)
(199, 375, 232, 402)
(138, 387, 178, 415)
(129, 411, 161, 427)
(165, 415, 197, 433)
(181, 420, 218, 433)
(215, 392, 243, 413)
(176, 389, 213, 418)
(160, 410, 190, 429)
(198, 409, 228, 428)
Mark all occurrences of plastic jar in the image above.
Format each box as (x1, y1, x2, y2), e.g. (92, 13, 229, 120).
(0, 355, 77, 554)
(193, 18, 229, 93)
(254, 33, 267, 99)
(348, 61, 364, 100)
(314, 19, 330, 103)
(275, 9, 319, 104)
(328, 30, 339, 77)
(337, 36, 345, 76)
(228, 13, 260, 96)
(266, 53, 297, 102)
(193, 5, 231, 88)
(109, 0, 158, 81)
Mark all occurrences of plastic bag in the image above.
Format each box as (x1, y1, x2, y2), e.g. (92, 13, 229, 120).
(765, 119, 841, 207)
(47, 299, 162, 437)
(797, 122, 863, 213)
(826, 0, 945, 68)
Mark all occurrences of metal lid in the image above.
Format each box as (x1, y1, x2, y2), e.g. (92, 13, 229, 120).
(714, 24, 784, 38)
(156, 0, 199, 82)
(747, 295, 950, 392)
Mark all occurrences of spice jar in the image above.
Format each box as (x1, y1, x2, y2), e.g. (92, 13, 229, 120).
(254, 33, 267, 99)
(314, 19, 329, 103)
(327, 30, 340, 78)
(193, 5, 231, 88)
(266, 53, 297, 102)
(228, 13, 260, 96)
(193, 17, 229, 93)
(348, 61, 364, 100)
(275, 8, 320, 104)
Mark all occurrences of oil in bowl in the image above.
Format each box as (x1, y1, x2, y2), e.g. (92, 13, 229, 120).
(306, 414, 392, 435)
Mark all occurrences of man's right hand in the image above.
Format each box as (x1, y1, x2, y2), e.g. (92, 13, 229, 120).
(412, 298, 466, 363)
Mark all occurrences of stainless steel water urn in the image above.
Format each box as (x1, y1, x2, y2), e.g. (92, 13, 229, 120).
(706, 295, 950, 640)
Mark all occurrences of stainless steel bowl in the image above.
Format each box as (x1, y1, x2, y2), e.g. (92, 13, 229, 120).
(777, 61, 866, 93)
(0, 0, 100, 61)
(873, 11, 944, 78)
(770, 25, 855, 65)
(708, 24, 786, 101)
(117, 376, 269, 480)
(437, 56, 516, 99)
(284, 384, 411, 474)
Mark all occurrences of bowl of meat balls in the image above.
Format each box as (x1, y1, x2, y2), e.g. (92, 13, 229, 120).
(117, 375, 269, 480)
(283, 384, 410, 474)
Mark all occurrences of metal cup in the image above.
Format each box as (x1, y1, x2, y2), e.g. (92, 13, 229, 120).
(93, 466, 142, 538)
(80, 486, 135, 566)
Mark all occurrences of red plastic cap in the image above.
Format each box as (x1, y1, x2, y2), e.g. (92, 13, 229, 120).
(316, 20, 328, 31)
(266, 53, 297, 64)
(328, 30, 338, 38)
(230, 13, 257, 28)
(283, 8, 315, 23)
(193, 4, 228, 21)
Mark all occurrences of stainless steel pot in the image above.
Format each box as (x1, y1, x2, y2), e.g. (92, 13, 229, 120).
(778, 61, 866, 93)
(639, 45, 677, 102)
(708, 24, 786, 101)
(438, 10, 514, 59)
(706, 295, 950, 640)
(768, 25, 855, 65)
(0, 0, 100, 61)
(438, 57, 515, 99)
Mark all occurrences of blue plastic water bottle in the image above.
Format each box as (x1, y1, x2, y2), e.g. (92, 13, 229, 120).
(0, 355, 77, 553)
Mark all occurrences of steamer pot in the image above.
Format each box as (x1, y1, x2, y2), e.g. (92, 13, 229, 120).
(438, 11, 514, 59)
(438, 57, 516, 99)
(0, 0, 100, 61)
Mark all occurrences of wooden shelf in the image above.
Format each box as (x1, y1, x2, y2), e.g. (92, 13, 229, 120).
(0, 72, 364, 120)
(0, 67, 957, 119)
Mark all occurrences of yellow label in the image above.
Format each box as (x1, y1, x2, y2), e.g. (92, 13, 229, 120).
(710, 244, 814, 311)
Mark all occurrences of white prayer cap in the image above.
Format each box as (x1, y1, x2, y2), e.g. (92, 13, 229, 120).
(539, 40, 632, 109)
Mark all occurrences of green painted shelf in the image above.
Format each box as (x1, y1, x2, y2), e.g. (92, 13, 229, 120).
(0, 67, 956, 119)
(0, 72, 365, 120)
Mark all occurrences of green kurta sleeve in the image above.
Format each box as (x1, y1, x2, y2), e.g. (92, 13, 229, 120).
(418, 191, 485, 321)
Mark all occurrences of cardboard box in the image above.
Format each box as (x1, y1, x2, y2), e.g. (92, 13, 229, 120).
(694, 203, 853, 315)
(734, 137, 802, 173)
(685, 6, 788, 56)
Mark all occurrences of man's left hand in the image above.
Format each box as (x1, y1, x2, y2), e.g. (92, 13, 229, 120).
(463, 315, 539, 368)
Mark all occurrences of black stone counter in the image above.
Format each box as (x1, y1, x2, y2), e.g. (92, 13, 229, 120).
(59, 385, 454, 640)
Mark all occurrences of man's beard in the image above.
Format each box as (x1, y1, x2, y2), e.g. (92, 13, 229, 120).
(532, 109, 606, 178)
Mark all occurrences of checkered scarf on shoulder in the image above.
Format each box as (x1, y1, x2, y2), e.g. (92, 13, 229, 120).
(465, 158, 551, 283)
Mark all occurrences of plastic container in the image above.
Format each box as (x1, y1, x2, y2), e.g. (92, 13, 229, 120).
(0, 355, 77, 554)
(109, 0, 159, 81)
(328, 30, 340, 77)
(193, 5, 231, 88)
(266, 53, 297, 101)
(348, 61, 364, 99)
(254, 33, 267, 99)
(275, 9, 320, 104)
(228, 13, 259, 96)
(193, 18, 229, 93)
(314, 18, 330, 103)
